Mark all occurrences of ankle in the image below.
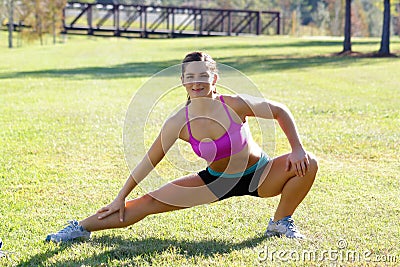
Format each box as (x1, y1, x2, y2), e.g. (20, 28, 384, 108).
(78, 221, 90, 232)
(273, 214, 292, 222)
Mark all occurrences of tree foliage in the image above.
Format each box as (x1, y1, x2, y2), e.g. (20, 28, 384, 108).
(20, 0, 67, 44)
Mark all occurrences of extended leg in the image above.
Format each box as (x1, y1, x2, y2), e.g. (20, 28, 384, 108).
(80, 173, 217, 232)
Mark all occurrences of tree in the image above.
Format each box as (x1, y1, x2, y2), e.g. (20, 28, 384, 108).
(378, 0, 391, 55)
(6, 0, 14, 48)
(19, 0, 67, 45)
(311, 1, 330, 34)
(47, 0, 68, 44)
(342, 0, 352, 53)
(326, 0, 342, 36)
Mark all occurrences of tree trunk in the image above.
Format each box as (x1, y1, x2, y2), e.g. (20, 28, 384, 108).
(343, 0, 352, 52)
(8, 0, 14, 48)
(53, 12, 56, 44)
(378, 0, 391, 55)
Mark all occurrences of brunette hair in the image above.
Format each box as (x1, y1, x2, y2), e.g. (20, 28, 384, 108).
(182, 52, 218, 105)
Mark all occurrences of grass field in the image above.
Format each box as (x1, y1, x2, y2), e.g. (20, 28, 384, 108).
(0, 33, 399, 266)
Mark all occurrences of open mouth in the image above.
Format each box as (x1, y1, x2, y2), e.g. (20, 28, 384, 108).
(192, 88, 204, 91)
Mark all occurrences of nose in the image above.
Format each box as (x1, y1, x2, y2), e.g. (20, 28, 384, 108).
(192, 82, 202, 88)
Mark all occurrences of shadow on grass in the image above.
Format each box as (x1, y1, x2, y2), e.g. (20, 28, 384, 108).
(1, 51, 396, 81)
(0, 59, 180, 80)
(17, 235, 268, 266)
(206, 39, 384, 51)
(217, 53, 396, 74)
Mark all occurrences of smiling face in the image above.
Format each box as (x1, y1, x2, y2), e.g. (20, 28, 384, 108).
(182, 61, 217, 99)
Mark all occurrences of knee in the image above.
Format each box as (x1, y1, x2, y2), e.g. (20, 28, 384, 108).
(125, 193, 157, 220)
(139, 193, 156, 205)
(308, 152, 319, 175)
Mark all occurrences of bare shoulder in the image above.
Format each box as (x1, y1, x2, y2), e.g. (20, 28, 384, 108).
(222, 94, 260, 117)
(163, 107, 186, 130)
(227, 93, 279, 119)
(161, 107, 189, 140)
(221, 94, 249, 113)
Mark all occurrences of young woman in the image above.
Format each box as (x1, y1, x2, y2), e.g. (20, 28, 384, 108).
(46, 52, 318, 242)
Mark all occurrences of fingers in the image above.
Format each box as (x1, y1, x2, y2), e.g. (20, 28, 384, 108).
(298, 158, 310, 177)
(287, 152, 311, 177)
(97, 206, 114, 220)
(97, 206, 109, 214)
(300, 161, 306, 177)
(97, 211, 109, 220)
(289, 158, 308, 177)
(294, 162, 301, 177)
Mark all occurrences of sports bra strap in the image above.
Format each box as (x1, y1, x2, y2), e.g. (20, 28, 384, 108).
(219, 95, 234, 123)
(185, 105, 193, 138)
(186, 96, 234, 140)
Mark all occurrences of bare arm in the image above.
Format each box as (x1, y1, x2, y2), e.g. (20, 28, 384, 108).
(237, 94, 310, 177)
(116, 116, 180, 199)
(97, 113, 182, 221)
(269, 101, 303, 152)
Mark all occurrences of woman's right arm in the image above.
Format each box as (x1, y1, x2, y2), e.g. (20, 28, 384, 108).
(97, 112, 183, 221)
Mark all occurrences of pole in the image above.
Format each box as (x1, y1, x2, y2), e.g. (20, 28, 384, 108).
(8, 0, 14, 48)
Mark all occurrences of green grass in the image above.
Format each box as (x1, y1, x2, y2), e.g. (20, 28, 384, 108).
(0, 33, 399, 266)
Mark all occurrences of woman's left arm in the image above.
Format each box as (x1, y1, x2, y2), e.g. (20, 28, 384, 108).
(270, 101, 310, 177)
(236, 94, 310, 177)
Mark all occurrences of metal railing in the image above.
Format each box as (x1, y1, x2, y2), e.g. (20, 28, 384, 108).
(63, 1, 280, 37)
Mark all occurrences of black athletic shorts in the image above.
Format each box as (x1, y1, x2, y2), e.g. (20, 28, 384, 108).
(197, 154, 270, 200)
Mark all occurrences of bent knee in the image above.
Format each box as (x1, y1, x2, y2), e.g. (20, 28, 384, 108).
(307, 153, 319, 174)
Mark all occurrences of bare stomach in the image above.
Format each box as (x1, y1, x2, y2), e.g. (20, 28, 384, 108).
(208, 142, 263, 174)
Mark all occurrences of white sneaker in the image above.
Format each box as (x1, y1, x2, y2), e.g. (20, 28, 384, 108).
(46, 220, 91, 243)
(265, 215, 305, 239)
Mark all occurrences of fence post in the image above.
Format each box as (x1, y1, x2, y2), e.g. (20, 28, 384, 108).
(8, 0, 14, 48)
(227, 11, 232, 36)
(199, 9, 203, 35)
(143, 6, 147, 38)
(114, 4, 120, 36)
(257, 11, 261, 35)
(171, 8, 175, 37)
(277, 12, 281, 35)
(87, 4, 93, 35)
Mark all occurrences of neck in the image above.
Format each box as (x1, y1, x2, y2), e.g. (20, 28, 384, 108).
(188, 93, 219, 115)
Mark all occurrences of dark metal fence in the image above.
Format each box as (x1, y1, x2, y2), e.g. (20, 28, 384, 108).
(63, 1, 280, 37)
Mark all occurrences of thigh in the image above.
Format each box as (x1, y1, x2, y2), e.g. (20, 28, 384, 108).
(257, 154, 297, 198)
(148, 173, 219, 208)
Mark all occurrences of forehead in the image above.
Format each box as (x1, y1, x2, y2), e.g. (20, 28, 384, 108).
(183, 61, 211, 74)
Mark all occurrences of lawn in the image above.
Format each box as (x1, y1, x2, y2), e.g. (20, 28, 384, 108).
(0, 33, 399, 266)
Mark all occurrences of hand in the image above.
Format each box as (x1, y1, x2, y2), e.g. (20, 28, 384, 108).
(97, 197, 126, 222)
(285, 148, 310, 177)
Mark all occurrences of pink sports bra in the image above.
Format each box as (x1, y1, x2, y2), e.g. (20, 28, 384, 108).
(185, 95, 248, 162)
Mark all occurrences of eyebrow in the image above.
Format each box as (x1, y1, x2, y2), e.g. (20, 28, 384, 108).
(184, 72, 209, 75)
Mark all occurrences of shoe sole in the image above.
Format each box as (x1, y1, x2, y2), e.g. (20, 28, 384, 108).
(264, 231, 283, 238)
(45, 235, 90, 243)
